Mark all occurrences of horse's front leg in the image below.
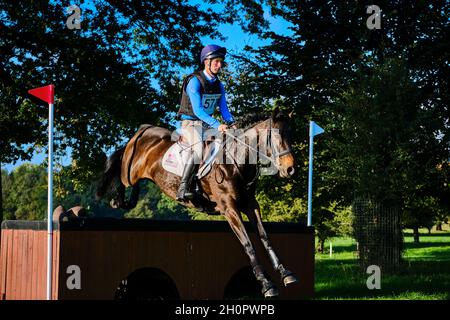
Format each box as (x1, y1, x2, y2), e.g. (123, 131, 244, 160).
(220, 201, 279, 298)
(243, 198, 298, 286)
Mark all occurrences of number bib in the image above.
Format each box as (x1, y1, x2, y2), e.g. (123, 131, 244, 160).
(202, 94, 221, 114)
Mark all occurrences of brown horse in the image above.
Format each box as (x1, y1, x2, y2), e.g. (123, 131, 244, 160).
(96, 107, 298, 298)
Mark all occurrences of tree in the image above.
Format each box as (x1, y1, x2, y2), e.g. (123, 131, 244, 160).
(238, 1, 449, 206)
(1, 0, 236, 217)
(125, 181, 190, 220)
(221, 1, 448, 271)
(256, 182, 307, 223)
(0, 0, 229, 187)
(433, 202, 449, 232)
(403, 196, 440, 243)
(52, 164, 125, 218)
(2, 164, 47, 220)
(313, 202, 353, 253)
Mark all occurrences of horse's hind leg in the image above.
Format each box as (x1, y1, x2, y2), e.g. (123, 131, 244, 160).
(243, 198, 298, 286)
(222, 203, 278, 298)
(124, 183, 140, 209)
(110, 184, 126, 209)
(110, 183, 140, 209)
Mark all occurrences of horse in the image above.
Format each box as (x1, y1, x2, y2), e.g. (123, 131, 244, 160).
(96, 106, 298, 298)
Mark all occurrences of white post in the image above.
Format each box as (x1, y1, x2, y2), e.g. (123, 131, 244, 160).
(47, 102, 54, 300)
(307, 122, 314, 227)
(329, 242, 333, 258)
(307, 121, 324, 227)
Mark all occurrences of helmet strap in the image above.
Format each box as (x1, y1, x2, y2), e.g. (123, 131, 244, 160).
(206, 60, 218, 77)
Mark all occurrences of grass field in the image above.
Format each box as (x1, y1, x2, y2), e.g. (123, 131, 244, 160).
(313, 227, 450, 300)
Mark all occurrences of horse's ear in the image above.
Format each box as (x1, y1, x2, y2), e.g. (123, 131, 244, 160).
(272, 106, 281, 120)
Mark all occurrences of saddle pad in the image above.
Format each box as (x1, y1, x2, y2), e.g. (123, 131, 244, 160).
(162, 139, 222, 178)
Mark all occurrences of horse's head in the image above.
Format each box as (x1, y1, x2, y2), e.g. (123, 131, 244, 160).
(266, 107, 296, 178)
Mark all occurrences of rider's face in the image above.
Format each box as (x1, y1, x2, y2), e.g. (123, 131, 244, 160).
(205, 58, 224, 75)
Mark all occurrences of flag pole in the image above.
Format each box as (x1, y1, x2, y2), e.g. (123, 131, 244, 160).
(307, 121, 324, 227)
(307, 122, 314, 227)
(46, 101, 54, 300)
(28, 84, 55, 300)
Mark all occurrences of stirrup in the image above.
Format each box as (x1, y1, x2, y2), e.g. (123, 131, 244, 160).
(176, 191, 194, 201)
(176, 184, 195, 201)
(183, 191, 195, 200)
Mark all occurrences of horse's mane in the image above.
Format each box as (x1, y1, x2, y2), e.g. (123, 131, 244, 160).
(235, 111, 271, 130)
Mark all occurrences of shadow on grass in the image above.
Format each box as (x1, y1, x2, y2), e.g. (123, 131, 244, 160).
(325, 242, 450, 261)
(403, 240, 450, 262)
(312, 232, 450, 299)
(403, 232, 450, 238)
(313, 258, 450, 300)
(403, 241, 450, 248)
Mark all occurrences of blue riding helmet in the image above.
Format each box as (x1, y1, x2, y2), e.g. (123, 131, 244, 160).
(200, 45, 227, 64)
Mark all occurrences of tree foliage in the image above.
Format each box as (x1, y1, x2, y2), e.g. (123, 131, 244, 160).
(1, 164, 192, 221)
(222, 0, 449, 243)
(2, 164, 47, 220)
(1, 1, 448, 243)
(125, 181, 190, 220)
(0, 0, 227, 179)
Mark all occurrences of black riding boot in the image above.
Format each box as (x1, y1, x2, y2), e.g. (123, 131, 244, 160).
(176, 157, 197, 201)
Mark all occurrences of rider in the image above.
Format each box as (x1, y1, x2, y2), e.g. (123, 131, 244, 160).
(175, 44, 236, 201)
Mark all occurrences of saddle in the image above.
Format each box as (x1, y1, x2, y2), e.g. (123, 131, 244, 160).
(162, 135, 222, 179)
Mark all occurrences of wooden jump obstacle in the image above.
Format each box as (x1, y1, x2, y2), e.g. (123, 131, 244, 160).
(0, 218, 314, 300)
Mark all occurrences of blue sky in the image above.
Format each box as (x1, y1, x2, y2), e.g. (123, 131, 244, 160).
(2, 2, 292, 173)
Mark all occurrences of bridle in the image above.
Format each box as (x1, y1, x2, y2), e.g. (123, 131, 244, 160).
(266, 117, 292, 160)
(217, 117, 292, 188)
(221, 117, 292, 167)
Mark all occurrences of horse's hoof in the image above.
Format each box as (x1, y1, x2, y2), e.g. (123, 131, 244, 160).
(110, 199, 120, 209)
(264, 287, 279, 298)
(283, 274, 299, 286)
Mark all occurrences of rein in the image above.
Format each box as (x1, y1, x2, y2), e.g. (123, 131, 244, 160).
(220, 143, 261, 190)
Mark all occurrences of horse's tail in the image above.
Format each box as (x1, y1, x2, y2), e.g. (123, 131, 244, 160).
(96, 146, 126, 200)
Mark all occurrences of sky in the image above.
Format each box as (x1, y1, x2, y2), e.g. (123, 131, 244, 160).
(2, 2, 292, 173)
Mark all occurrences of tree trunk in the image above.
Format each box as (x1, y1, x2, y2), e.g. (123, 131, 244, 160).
(413, 227, 420, 243)
(317, 239, 325, 253)
(436, 222, 442, 231)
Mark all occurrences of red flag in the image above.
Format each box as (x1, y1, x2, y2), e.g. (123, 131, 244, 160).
(28, 84, 55, 104)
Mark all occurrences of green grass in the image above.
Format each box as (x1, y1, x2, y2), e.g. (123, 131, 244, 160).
(312, 228, 450, 300)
